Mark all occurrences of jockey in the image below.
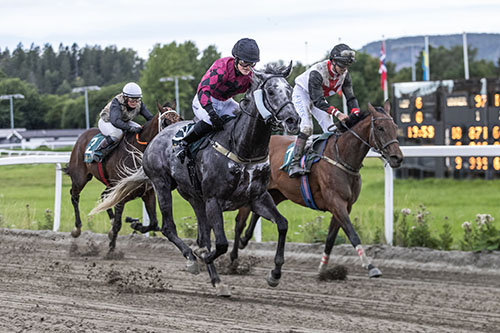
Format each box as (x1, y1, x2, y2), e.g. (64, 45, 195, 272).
(176, 38, 260, 162)
(288, 43, 361, 177)
(94, 82, 153, 162)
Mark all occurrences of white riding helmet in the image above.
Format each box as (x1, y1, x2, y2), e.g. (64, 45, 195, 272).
(122, 82, 142, 98)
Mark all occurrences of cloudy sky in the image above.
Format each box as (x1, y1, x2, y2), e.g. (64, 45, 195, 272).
(1, 0, 499, 65)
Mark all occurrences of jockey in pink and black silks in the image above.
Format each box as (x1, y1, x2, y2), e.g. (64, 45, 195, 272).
(288, 43, 361, 178)
(176, 38, 260, 163)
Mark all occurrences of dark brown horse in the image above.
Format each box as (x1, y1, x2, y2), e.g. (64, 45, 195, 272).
(64, 102, 181, 251)
(231, 101, 403, 277)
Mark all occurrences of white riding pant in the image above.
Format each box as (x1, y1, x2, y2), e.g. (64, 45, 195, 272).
(192, 95, 239, 125)
(98, 119, 140, 141)
(292, 85, 334, 136)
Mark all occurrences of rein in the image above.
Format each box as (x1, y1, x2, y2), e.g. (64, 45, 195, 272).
(135, 109, 178, 146)
(323, 115, 399, 173)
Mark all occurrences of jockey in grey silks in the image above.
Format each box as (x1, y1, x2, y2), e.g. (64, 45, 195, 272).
(288, 43, 361, 177)
(176, 38, 260, 162)
(94, 82, 153, 162)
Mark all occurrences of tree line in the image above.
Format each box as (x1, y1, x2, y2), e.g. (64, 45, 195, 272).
(0, 41, 498, 130)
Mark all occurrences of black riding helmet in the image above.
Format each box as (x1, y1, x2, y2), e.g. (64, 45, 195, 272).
(232, 38, 260, 63)
(329, 43, 356, 67)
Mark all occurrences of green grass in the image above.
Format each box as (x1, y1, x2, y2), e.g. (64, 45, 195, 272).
(1, 160, 499, 248)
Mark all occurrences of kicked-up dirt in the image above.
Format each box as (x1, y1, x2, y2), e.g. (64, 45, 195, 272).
(1, 228, 500, 332)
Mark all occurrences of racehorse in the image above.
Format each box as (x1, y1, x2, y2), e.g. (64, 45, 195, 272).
(64, 102, 180, 252)
(91, 63, 301, 296)
(231, 101, 403, 278)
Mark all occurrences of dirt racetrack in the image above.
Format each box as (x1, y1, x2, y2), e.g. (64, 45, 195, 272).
(1, 228, 500, 332)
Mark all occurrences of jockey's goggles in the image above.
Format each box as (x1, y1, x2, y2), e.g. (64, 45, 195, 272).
(238, 60, 256, 68)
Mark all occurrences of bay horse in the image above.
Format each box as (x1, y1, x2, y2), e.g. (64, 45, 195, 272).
(91, 63, 301, 296)
(64, 102, 181, 252)
(231, 101, 403, 278)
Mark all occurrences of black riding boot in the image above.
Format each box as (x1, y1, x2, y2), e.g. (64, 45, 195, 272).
(176, 121, 213, 163)
(288, 132, 309, 178)
(93, 136, 116, 163)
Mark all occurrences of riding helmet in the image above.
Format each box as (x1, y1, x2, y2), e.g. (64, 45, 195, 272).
(122, 82, 142, 98)
(232, 38, 260, 63)
(329, 44, 356, 67)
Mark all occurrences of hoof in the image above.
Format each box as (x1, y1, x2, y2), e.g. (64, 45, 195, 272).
(318, 263, 328, 274)
(186, 259, 199, 275)
(368, 265, 382, 278)
(266, 271, 280, 287)
(108, 229, 114, 240)
(193, 246, 209, 261)
(215, 283, 231, 297)
(229, 258, 239, 272)
(71, 228, 81, 238)
(238, 238, 248, 250)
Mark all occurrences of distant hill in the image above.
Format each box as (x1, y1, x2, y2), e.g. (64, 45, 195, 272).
(361, 33, 500, 71)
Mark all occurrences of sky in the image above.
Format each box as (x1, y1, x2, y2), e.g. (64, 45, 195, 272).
(1, 0, 500, 66)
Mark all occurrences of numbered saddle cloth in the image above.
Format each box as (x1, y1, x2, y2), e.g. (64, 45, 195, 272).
(84, 134, 107, 163)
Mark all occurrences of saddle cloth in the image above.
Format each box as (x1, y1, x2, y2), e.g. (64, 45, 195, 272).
(280, 132, 334, 174)
(84, 134, 107, 163)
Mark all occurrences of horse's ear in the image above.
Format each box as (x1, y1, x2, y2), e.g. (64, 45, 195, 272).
(252, 68, 265, 82)
(383, 99, 391, 116)
(171, 99, 177, 110)
(283, 61, 293, 78)
(157, 102, 163, 113)
(367, 102, 376, 114)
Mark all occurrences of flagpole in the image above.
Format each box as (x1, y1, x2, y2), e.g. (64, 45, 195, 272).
(424, 36, 430, 80)
(463, 32, 470, 79)
(379, 37, 389, 102)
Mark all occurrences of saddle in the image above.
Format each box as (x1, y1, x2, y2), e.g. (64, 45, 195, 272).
(280, 132, 334, 174)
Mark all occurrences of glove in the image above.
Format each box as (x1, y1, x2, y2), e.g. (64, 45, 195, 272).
(208, 111, 224, 131)
(129, 126, 142, 134)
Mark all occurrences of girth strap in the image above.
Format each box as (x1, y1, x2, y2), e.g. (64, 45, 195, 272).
(211, 141, 268, 164)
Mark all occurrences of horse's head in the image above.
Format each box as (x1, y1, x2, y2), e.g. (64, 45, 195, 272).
(157, 101, 182, 131)
(248, 61, 300, 134)
(367, 101, 403, 168)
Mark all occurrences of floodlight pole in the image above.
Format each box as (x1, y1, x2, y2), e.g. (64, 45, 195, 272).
(72, 86, 101, 129)
(0, 94, 25, 129)
(159, 75, 195, 118)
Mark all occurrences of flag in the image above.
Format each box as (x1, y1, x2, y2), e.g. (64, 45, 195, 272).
(378, 41, 387, 90)
(422, 49, 429, 81)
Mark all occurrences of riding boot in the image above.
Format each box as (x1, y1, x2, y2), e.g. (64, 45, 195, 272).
(176, 121, 213, 163)
(93, 136, 116, 163)
(288, 132, 309, 178)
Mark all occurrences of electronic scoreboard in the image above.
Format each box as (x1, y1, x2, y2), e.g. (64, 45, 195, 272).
(392, 78, 500, 179)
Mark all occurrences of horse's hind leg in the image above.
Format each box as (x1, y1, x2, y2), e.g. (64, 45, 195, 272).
(331, 206, 382, 278)
(69, 173, 92, 238)
(191, 201, 230, 297)
(130, 189, 159, 233)
(108, 201, 124, 252)
(153, 178, 197, 265)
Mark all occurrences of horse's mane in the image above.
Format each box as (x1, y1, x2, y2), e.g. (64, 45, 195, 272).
(343, 105, 386, 130)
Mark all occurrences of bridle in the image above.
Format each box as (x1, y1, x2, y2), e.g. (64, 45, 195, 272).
(240, 75, 294, 130)
(338, 114, 399, 164)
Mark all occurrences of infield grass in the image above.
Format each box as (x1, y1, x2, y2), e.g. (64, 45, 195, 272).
(1, 159, 499, 248)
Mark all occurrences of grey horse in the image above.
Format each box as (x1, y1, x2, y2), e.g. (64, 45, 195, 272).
(91, 63, 301, 296)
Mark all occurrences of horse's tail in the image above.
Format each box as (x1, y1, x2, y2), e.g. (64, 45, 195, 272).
(89, 166, 149, 215)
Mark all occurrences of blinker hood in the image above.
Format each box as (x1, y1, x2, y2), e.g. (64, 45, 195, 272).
(253, 89, 272, 120)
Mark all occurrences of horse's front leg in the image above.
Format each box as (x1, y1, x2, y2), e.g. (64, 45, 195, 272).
(330, 203, 381, 278)
(251, 192, 288, 288)
(231, 206, 252, 264)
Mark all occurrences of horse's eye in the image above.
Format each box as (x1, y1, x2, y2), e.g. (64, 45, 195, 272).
(377, 127, 384, 132)
(268, 90, 275, 96)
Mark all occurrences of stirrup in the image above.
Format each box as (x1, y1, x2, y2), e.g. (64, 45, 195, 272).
(288, 163, 308, 178)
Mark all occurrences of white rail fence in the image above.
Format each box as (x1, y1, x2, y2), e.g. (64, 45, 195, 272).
(1, 146, 500, 244)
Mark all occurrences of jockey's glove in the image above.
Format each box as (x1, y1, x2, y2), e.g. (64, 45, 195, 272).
(208, 111, 224, 131)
